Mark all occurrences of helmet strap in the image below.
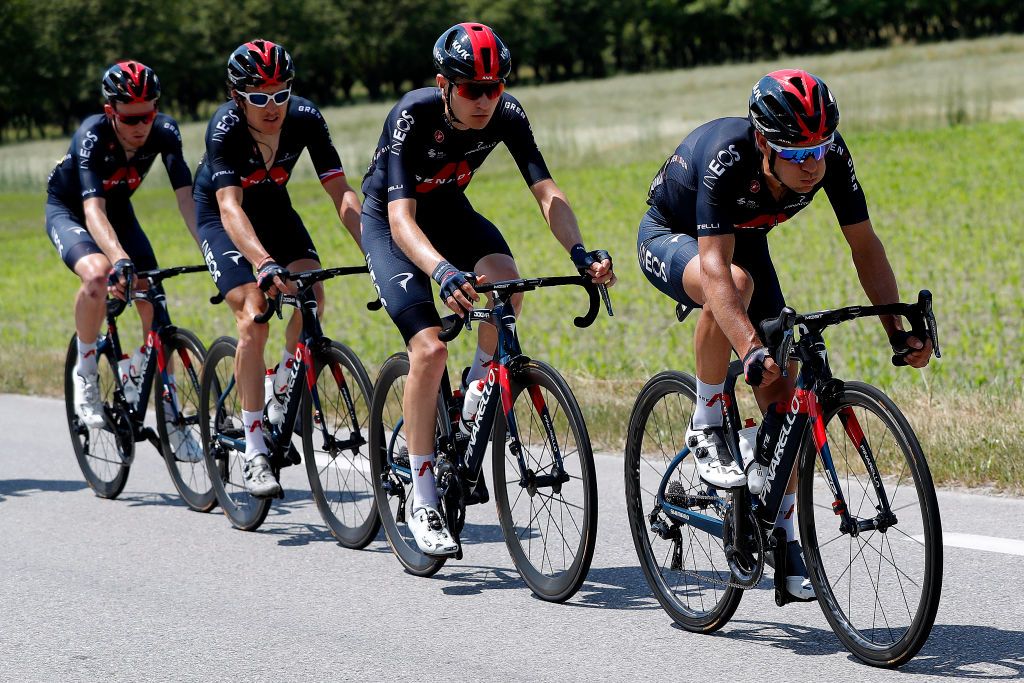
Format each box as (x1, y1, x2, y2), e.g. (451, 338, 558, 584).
(443, 82, 463, 126)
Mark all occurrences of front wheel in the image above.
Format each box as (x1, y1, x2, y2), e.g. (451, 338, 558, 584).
(156, 328, 215, 512)
(302, 341, 378, 549)
(368, 353, 447, 577)
(492, 360, 597, 603)
(64, 334, 134, 499)
(624, 371, 742, 632)
(199, 336, 272, 531)
(799, 381, 942, 667)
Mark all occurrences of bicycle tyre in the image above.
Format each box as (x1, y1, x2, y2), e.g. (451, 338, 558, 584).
(156, 327, 216, 512)
(199, 336, 272, 531)
(368, 352, 446, 577)
(302, 340, 379, 548)
(798, 380, 942, 667)
(64, 334, 134, 499)
(492, 359, 597, 603)
(625, 371, 742, 632)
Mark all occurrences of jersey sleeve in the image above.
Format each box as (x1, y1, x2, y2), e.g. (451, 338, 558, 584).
(298, 101, 346, 185)
(385, 98, 421, 203)
(693, 146, 740, 237)
(498, 95, 551, 187)
(205, 107, 243, 191)
(157, 116, 193, 190)
(76, 124, 107, 202)
(822, 132, 869, 226)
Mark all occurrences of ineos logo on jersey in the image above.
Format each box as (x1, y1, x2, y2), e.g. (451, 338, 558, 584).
(79, 131, 99, 160)
(366, 254, 388, 309)
(703, 144, 741, 190)
(213, 110, 241, 141)
(390, 110, 415, 154)
(202, 240, 221, 282)
(639, 247, 668, 283)
(390, 272, 414, 291)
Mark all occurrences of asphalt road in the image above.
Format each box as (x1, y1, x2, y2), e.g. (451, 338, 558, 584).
(2, 394, 1022, 681)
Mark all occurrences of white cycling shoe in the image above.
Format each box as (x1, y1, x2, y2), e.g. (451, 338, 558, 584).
(784, 541, 816, 600)
(243, 454, 282, 498)
(166, 423, 204, 463)
(686, 422, 747, 488)
(73, 370, 106, 428)
(408, 505, 459, 556)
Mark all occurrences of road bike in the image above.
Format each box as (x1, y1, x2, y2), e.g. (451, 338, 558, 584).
(199, 266, 376, 542)
(369, 275, 612, 602)
(64, 265, 211, 508)
(624, 291, 943, 667)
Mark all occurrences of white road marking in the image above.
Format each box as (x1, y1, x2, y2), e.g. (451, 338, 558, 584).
(913, 532, 1024, 556)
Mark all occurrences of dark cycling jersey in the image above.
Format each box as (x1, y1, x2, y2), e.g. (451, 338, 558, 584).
(360, 87, 551, 216)
(646, 117, 868, 237)
(46, 113, 192, 213)
(192, 95, 346, 224)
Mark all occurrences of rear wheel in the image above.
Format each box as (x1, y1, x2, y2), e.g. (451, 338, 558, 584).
(368, 353, 447, 577)
(64, 334, 133, 499)
(492, 360, 597, 603)
(624, 371, 742, 632)
(200, 336, 272, 531)
(302, 341, 378, 548)
(799, 381, 942, 667)
(157, 328, 216, 512)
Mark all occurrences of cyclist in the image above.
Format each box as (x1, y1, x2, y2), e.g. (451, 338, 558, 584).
(362, 23, 615, 556)
(636, 69, 932, 599)
(46, 60, 202, 461)
(194, 39, 362, 497)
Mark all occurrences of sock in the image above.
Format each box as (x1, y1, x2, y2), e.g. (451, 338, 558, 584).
(776, 492, 797, 543)
(242, 409, 267, 461)
(162, 373, 180, 421)
(77, 338, 99, 376)
(409, 452, 438, 510)
(466, 345, 492, 386)
(693, 378, 726, 428)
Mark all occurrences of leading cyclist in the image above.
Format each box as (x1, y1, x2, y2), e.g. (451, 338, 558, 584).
(193, 40, 363, 497)
(362, 23, 615, 556)
(636, 69, 932, 599)
(46, 61, 201, 459)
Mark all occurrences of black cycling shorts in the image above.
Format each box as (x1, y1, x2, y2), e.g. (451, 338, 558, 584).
(637, 205, 786, 337)
(45, 198, 157, 272)
(362, 201, 513, 343)
(196, 195, 319, 297)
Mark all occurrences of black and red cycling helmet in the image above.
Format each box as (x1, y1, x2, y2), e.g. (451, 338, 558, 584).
(102, 61, 160, 104)
(433, 23, 511, 82)
(749, 69, 839, 146)
(227, 39, 295, 90)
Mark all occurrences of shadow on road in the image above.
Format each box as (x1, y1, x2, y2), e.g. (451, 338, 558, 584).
(570, 566, 662, 610)
(120, 491, 189, 508)
(0, 478, 87, 502)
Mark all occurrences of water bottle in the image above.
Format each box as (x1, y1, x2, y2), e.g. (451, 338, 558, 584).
(128, 347, 145, 387)
(458, 378, 486, 436)
(118, 355, 139, 406)
(738, 420, 764, 494)
(747, 403, 786, 494)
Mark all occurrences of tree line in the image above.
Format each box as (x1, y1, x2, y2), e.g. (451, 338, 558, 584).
(2, 0, 1022, 141)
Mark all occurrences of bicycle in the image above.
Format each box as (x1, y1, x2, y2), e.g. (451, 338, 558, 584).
(64, 265, 212, 508)
(369, 275, 612, 602)
(624, 290, 943, 667)
(199, 265, 376, 541)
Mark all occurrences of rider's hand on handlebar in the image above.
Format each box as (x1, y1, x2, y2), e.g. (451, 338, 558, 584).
(432, 259, 482, 316)
(256, 260, 294, 298)
(890, 330, 933, 368)
(743, 346, 782, 387)
(570, 245, 617, 287)
(107, 257, 135, 301)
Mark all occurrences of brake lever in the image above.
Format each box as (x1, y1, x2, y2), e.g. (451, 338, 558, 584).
(598, 283, 614, 317)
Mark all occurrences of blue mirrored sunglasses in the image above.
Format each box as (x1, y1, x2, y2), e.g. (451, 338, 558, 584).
(768, 136, 833, 163)
(238, 86, 291, 107)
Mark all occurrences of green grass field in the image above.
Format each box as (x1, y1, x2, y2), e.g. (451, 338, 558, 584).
(1, 36, 1021, 490)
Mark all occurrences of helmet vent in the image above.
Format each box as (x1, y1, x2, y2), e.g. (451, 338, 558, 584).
(481, 47, 493, 74)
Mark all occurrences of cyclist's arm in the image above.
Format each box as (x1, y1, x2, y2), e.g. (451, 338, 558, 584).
(158, 117, 200, 246)
(322, 175, 362, 252)
(82, 197, 129, 262)
(697, 232, 762, 358)
(529, 178, 613, 284)
(387, 198, 446, 275)
(215, 186, 272, 269)
(174, 186, 200, 247)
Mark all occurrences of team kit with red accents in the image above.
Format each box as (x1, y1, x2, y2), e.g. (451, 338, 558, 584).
(46, 28, 940, 665)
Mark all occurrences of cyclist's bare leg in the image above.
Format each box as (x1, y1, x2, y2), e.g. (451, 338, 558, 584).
(281, 258, 324, 354)
(471, 254, 523, 367)
(681, 257, 753, 384)
(404, 327, 447, 455)
(72, 253, 111, 345)
(226, 283, 270, 412)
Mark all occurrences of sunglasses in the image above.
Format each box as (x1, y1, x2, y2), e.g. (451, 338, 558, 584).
(112, 109, 158, 126)
(238, 86, 292, 107)
(454, 80, 505, 101)
(767, 135, 833, 163)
